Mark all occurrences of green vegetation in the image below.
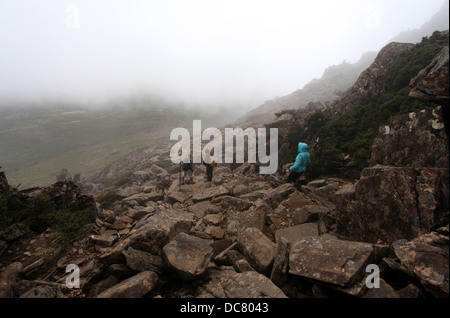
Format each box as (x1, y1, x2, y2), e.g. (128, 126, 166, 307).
(0, 186, 98, 241)
(96, 192, 124, 210)
(283, 32, 448, 178)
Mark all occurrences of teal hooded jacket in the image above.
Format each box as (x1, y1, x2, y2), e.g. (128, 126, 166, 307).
(290, 143, 311, 173)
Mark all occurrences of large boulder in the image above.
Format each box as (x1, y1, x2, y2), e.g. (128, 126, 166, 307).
(96, 271, 158, 298)
(274, 223, 319, 246)
(200, 267, 287, 298)
(289, 237, 374, 288)
(236, 228, 276, 274)
(232, 199, 273, 234)
(263, 184, 295, 209)
(335, 165, 449, 244)
(122, 247, 163, 274)
(389, 231, 449, 298)
(162, 233, 213, 281)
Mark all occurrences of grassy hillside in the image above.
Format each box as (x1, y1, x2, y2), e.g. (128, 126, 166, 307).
(0, 98, 239, 188)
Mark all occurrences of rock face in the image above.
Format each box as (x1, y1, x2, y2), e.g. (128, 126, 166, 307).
(327, 42, 415, 117)
(335, 50, 449, 243)
(371, 107, 448, 168)
(336, 165, 449, 244)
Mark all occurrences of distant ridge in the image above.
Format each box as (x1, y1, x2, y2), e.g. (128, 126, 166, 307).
(242, 0, 450, 124)
(389, 0, 449, 44)
(243, 51, 377, 123)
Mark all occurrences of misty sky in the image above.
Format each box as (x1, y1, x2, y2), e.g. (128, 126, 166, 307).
(0, 0, 447, 109)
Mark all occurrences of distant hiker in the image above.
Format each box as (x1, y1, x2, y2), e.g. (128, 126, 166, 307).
(286, 142, 311, 186)
(182, 154, 194, 184)
(202, 149, 216, 182)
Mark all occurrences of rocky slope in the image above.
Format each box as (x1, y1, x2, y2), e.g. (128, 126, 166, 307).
(0, 103, 448, 299)
(1, 35, 449, 300)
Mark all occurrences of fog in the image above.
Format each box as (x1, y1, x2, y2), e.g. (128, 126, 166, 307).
(0, 0, 447, 110)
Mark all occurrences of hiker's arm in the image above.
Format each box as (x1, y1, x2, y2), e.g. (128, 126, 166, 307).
(289, 155, 303, 171)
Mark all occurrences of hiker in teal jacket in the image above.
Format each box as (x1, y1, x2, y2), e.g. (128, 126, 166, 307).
(286, 142, 311, 186)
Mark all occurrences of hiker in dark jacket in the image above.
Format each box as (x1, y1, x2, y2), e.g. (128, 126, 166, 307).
(182, 154, 194, 184)
(286, 142, 311, 186)
(202, 149, 216, 182)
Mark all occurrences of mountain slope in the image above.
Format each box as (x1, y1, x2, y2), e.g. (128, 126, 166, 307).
(280, 31, 449, 177)
(243, 51, 377, 123)
(243, 1, 450, 124)
(0, 99, 239, 188)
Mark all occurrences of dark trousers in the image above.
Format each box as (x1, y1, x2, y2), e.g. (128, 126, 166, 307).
(206, 165, 213, 181)
(287, 171, 303, 184)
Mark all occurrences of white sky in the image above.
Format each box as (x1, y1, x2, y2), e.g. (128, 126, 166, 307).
(0, 0, 447, 110)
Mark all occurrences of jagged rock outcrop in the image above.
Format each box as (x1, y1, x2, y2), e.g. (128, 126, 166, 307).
(409, 43, 449, 106)
(335, 165, 448, 244)
(335, 43, 449, 245)
(370, 106, 448, 168)
(326, 42, 415, 117)
(409, 42, 449, 136)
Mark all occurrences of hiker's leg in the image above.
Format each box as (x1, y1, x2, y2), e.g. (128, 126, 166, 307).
(206, 166, 212, 181)
(287, 171, 302, 186)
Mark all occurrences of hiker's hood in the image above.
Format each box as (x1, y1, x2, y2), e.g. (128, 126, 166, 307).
(298, 143, 308, 153)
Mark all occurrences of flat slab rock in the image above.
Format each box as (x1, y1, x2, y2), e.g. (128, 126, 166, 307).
(192, 186, 230, 202)
(96, 271, 158, 298)
(201, 267, 287, 298)
(289, 237, 374, 287)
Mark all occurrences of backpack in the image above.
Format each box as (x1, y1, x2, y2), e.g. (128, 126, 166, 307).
(210, 156, 216, 167)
